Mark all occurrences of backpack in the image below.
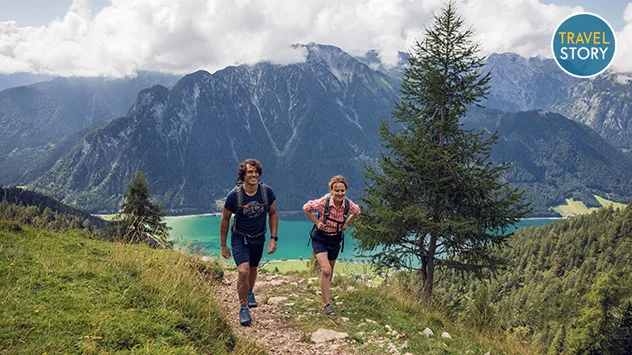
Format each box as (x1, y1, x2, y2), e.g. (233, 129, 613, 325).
(231, 181, 269, 243)
(308, 193, 350, 252)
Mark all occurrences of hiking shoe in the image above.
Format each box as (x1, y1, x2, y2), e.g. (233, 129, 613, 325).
(323, 304, 335, 315)
(247, 291, 258, 308)
(328, 295, 335, 302)
(239, 305, 251, 326)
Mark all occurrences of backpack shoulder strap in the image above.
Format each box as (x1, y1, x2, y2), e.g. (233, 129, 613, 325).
(232, 184, 243, 235)
(259, 182, 269, 208)
(322, 193, 332, 222)
(343, 197, 350, 221)
(235, 184, 243, 209)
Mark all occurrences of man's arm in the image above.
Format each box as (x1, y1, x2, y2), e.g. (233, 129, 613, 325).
(220, 208, 232, 259)
(267, 201, 278, 254)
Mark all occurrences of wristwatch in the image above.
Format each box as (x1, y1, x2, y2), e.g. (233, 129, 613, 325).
(270, 235, 278, 241)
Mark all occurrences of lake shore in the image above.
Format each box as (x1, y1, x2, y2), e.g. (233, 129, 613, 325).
(99, 211, 566, 220)
(164, 213, 221, 219)
(164, 211, 306, 218)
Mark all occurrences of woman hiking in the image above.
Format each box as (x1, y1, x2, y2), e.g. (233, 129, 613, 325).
(303, 175, 360, 315)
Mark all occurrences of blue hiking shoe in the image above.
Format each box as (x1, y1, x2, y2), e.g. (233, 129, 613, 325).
(239, 305, 251, 326)
(322, 303, 335, 315)
(247, 290, 258, 308)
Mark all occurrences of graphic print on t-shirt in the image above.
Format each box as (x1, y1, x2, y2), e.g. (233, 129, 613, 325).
(243, 200, 266, 219)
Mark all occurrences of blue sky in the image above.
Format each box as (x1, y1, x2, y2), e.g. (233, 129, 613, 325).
(541, 0, 628, 30)
(0, 0, 630, 77)
(0, 0, 105, 26)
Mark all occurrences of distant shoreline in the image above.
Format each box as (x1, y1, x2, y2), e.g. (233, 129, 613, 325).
(522, 217, 562, 220)
(162, 214, 563, 220)
(164, 213, 221, 219)
(163, 211, 305, 219)
(97, 213, 563, 222)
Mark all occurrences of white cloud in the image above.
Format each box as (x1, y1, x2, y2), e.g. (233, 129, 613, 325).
(1, 0, 630, 77)
(611, 3, 632, 72)
(462, 0, 584, 58)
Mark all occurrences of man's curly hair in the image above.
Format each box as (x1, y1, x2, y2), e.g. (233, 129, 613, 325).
(237, 158, 263, 182)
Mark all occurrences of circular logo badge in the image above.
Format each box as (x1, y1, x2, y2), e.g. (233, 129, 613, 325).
(551, 13, 616, 78)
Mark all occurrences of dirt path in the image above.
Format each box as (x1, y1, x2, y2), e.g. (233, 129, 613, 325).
(212, 271, 357, 355)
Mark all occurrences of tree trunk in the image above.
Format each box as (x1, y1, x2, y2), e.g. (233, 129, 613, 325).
(422, 234, 437, 300)
(419, 256, 428, 301)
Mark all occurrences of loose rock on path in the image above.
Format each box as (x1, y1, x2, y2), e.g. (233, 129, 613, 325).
(212, 271, 356, 355)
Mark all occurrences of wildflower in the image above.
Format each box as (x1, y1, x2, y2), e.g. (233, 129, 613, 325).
(34, 309, 39, 314)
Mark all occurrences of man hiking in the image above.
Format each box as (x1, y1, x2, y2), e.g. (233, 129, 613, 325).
(220, 158, 279, 326)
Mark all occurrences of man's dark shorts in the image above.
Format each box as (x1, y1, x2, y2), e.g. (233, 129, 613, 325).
(231, 234, 266, 267)
(311, 230, 343, 261)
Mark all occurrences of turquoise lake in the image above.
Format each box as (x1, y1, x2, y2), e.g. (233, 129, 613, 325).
(166, 214, 559, 262)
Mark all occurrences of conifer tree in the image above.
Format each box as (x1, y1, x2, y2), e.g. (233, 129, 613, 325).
(118, 171, 170, 248)
(352, 1, 529, 299)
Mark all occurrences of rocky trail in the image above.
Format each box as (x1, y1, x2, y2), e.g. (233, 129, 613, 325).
(212, 271, 357, 355)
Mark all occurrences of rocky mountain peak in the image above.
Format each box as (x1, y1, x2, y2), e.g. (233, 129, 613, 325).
(299, 43, 364, 85)
(128, 85, 169, 115)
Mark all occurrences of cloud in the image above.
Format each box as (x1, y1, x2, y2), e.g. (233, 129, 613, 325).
(462, 0, 584, 58)
(611, 3, 632, 72)
(0, 0, 629, 77)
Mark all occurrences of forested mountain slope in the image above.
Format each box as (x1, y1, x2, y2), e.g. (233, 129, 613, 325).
(436, 204, 632, 353)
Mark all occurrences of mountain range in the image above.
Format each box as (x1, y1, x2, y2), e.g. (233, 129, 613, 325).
(31, 44, 397, 214)
(466, 108, 632, 214)
(0, 72, 180, 183)
(1, 44, 631, 215)
(483, 52, 632, 151)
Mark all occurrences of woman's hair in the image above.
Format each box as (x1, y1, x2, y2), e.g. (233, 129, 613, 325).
(237, 158, 263, 182)
(329, 175, 348, 190)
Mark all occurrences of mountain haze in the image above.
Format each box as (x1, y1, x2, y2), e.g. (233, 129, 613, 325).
(466, 108, 632, 214)
(0, 73, 56, 91)
(483, 53, 632, 150)
(0, 72, 180, 184)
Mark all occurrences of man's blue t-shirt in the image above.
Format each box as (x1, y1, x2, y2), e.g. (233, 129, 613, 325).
(224, 184, 276, 238)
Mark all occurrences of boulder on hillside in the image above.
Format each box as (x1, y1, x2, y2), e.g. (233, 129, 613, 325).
(311, 328, 348, 343)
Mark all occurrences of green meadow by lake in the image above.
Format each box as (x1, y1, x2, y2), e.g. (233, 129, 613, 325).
(166, 214, 559, 262)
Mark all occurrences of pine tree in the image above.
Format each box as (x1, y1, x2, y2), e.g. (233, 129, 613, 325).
(352, 1, 529, 299)
(118, 171, 170, 248)
(548, 324, 566, 355)
(567, 271, 631, 354)
(612, 301, 632, 354)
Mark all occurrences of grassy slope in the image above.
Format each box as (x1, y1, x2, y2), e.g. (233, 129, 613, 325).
(261, 260, 377, 275)
(552, 194, 627, 216)
(0, 221, 262, 354)
(254, 266, 540, 354)
(1, 220, 542, 354)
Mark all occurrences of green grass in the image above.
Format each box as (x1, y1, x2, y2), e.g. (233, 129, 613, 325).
(552, 194, 628, 217)
(552, 198, 595, 216)
(0, 221, 263, 354)
(93, 214, 117, 221)
(0, 219, 547, 354)
(593, 195, 627, 210)
(261, 268, 541, 354)
(261, 260, 378, 275)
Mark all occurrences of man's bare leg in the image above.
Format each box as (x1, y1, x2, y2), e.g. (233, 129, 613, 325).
(237, 262, 250, 305)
